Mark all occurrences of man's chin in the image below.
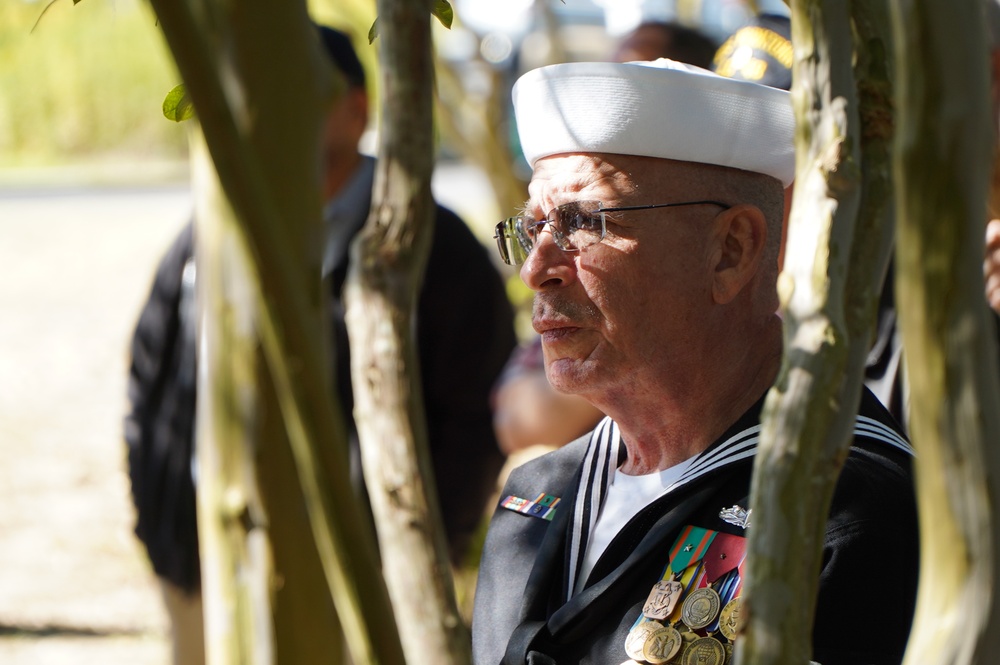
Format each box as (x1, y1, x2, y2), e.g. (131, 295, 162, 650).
(545, 359, 591, 395)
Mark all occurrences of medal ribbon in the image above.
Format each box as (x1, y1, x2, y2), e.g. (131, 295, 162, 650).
(700, 534, 747, 634)
(701, 532, 746, 583)
(668, 526, 717, 573)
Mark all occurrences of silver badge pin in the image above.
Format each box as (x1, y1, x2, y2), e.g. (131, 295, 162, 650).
(719, 504, 752, 529)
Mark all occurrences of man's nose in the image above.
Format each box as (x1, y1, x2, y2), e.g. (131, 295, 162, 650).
(520, 228, 575, 291)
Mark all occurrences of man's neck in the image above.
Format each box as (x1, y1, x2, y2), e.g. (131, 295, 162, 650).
(610, 322, 782, 475)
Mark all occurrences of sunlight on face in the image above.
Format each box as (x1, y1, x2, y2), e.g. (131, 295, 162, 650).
(522, 154, 723, 404)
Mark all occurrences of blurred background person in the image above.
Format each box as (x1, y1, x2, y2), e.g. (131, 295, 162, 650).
(713, 10, 1000, 434)
(611, 20, 717, 66)
(125, 24, 515, 665)
(712, 11, 793, 89)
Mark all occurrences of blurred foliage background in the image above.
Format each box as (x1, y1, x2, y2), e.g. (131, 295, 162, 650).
(0, 0, 185, 168)
(0, 0, 377, 170)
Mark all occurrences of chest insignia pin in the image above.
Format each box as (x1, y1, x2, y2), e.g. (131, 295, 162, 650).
(719, 504, 752, 530)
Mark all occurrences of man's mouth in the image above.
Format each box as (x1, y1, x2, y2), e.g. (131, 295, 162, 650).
(535, 322, 581, 341)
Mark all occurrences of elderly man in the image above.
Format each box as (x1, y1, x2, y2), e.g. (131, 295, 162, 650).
(473, 60, 917, 665)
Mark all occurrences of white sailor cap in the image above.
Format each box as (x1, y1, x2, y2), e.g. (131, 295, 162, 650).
(512, 58, 796, 187)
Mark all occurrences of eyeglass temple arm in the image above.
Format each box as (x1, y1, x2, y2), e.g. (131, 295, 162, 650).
(597, 200, 730, 213)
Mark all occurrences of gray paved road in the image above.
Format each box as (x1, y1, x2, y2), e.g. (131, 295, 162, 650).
(0, 184, 192, 665)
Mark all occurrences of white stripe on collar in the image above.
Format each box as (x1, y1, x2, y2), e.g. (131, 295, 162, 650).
(567, 418, 619, 599)
(855, 415, 913, 455)
(566, 412, 911, 598)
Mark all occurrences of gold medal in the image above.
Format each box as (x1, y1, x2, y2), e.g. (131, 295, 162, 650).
(676, 630, 698, 661)
(681, 587, 721, 630)
(643, 578, 685, 620)
(724, 641, 734, 664)
(642, 624, 683, 664)
(718, 597, 743, 641)
(681, 636, 725, 665)
(625, 620, 663, 661)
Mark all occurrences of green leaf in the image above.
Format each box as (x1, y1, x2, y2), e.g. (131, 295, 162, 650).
(432, 0, 454, 29)
(162, 84, 195, 122)
(369, 1, 451, 43)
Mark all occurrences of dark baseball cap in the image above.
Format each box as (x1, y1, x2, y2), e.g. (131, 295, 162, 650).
(317, 25, 366, 91)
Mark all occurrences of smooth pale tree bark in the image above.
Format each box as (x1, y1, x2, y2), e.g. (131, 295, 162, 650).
(890, 1, 1000, 663)
(150, 1, 404, 663)
(192, 128, 276, 665)
(344, 0, 470, 663)
(737, 2, 895, 663)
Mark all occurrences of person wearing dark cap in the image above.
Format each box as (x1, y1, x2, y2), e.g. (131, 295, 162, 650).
(713, 13, 793, 90)
(125, 24, 515, 665)
(713, 16, 913, 432)
(714, 11, 1000, 434)
(473, 58, 917, 665)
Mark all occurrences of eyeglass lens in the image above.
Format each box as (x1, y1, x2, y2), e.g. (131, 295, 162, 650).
(496, 217, 530, 265)
(493, 200, 606, 266)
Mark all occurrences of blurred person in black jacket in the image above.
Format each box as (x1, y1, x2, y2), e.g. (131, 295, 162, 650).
(125, 24, 515, 665)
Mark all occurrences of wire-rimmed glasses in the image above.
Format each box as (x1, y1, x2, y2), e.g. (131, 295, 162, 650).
(492, 199, 730, 266)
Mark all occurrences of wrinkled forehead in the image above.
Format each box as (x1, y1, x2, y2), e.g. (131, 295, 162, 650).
(526, 153, 711, 213)
(527, 154, 628, 211)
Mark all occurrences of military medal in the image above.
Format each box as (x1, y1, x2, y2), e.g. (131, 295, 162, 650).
(674, 630, 699, 662)
(625, 620, 664, 661)
(718, 597, 743, 641)
(642, 526, 717, 624)
(680, 586, 721, 629)
(643, 576, 685, 621)
(642, 623, 683, 664)
(681, 635, 726, 665)
(627, 526, 748, 663)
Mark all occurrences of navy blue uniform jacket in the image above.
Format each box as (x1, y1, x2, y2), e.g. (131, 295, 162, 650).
(472, 388, 918, 665)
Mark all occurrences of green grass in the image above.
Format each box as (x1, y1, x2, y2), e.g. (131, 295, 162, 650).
(0, 0, 187, 168)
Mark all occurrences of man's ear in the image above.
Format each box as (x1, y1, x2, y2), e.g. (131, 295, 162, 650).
(712, 204, 767, 305)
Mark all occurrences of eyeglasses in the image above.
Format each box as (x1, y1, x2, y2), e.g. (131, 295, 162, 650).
(492, 199, 730, 266)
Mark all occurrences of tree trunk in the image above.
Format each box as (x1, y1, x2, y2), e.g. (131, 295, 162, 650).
(890, 0, 1000, 662)
(150, 1, 405, 663)
(344, 0, 471, 662)
(192, 127, 276, 665)
(737, 1, 895, 662)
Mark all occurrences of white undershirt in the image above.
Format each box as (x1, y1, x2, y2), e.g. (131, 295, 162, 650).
(576, 457, 695, 591)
